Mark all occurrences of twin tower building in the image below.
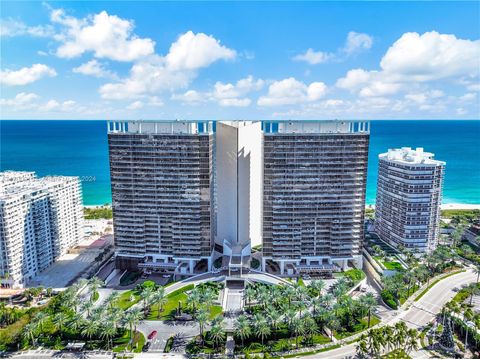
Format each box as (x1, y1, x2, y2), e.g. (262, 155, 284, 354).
(108, 120, 370, 276)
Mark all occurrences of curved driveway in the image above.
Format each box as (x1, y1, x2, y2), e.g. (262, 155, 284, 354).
(307, 268, 476, 359)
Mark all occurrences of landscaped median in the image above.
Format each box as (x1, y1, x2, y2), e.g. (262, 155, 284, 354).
(414, 269, 466, 302)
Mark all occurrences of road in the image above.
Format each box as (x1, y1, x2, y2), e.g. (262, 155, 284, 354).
(308, 268, 476, 359)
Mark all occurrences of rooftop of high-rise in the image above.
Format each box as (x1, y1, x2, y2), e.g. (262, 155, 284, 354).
(379, 147, 446, 166)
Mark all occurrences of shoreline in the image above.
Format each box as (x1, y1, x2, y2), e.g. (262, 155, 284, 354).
(84, 203, 480, 210)
(365, 203, 480, 210)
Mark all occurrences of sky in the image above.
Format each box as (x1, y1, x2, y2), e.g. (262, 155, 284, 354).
(1, 1, 479, 120)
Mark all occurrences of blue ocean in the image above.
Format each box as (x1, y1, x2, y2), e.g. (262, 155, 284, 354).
(1, 120, 479, 205)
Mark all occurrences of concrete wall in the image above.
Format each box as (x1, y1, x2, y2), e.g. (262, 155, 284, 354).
(215, 121, 263, 255)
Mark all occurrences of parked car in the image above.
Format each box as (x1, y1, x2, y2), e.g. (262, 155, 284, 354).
(148, 330, 157, 340)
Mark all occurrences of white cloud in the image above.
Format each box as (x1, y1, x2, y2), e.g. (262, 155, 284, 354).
(39, 99, 78, 112)
(293, 31, 373, 65)
(293, 48, 333, 65)
(171, 90, 206, 104)
(336, 31, 480, 98)
(73, 59, 117, 79)
(51, 9, 155, 62)
(380, 31, 480, 81)
(171, 76, 263, 107)
(0, 19, 54, 38)
(258, 77, 327, 106)
(126, 100, 143, 110)
(0, 64, 57, 86)
(100, 31, 237, 100)
(459, 92, 477, 102)
(211, 76, 263, 106)
(165, 31, 236, 71)
(0, 92, 39, 107)
(99, 55, 192, 99)
(343, 31, 373, 55)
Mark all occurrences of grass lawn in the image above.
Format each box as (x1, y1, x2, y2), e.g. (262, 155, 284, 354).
(147, 284, 222, 320)
(113, 330, 145, 353)
(117, 290, 141, 310)
(382, 261, 403, 271)
(334, 316, 381, 340)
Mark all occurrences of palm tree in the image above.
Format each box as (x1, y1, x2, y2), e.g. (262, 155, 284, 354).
(302, 315, 317, 345)
(124, 308, 143, 350)
(209, 320, 226, 351)
(256, 318, 271, 345)
(327, 316, 340, 340)
(405, 328, 419, 354)
(359, 293, 378, 328)
(23, 322, 37, 347)
(33, 311, 49, 333)
(81, 319, 101, 339)
(105, 291, 121, 309)
(290, 317, 305, 349)
(152, 286, 166, 314)
(310, 279, 326, 297)
(245, 286, 256, 306)
(356, 337, 369, 358)
(80, 300, 94, 317)
(100, 323, 117, 349)
(196, 307, 209, 345)
(234, 315, 251, 347)
(267, 308, 281, 333)
(186, 288, 201, 317)
(53, 312, 69, 333)
(69, 313, 85, 333)
(140, 286, 154, 315)
(89, 277, 104, 301)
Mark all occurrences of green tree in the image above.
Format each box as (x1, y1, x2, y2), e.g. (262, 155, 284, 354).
(290, 317, 305, 349)
(124, 308, 143, 350)
(209, 319, 226, 350)
(359, 293, 378, 328)
(234, 315, 251, 347)
(53, 312, 69, 333)
(196, 307, 209, 345)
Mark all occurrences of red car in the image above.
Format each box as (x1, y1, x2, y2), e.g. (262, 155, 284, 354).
(148, 331, 157, 340)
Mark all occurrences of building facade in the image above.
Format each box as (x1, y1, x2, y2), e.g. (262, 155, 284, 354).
(215, 121, 263, 264)
(0, 171, 84, 288)
(108, 121, 215, 274)
(375, 147, 445, 252)
(262, 121, 370, 274)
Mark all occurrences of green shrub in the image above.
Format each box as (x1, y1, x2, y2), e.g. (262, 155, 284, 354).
(381, 290, 398, 309)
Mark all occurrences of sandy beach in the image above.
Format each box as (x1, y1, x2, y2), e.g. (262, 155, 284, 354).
(440, 203, 480, 210)
(366, 203, 480, 210)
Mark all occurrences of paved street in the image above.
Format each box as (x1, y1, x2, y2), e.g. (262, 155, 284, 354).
(138, 320, 200, 352)
(308, 268, 476, 359)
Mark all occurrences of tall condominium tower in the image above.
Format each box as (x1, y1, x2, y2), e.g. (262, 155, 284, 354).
(0, 171, 84, 288)
(215, 121, 263, 269)
(375, 147, 445, 252)
(262, 121, 370, 275)
(108, 121, 214, 274)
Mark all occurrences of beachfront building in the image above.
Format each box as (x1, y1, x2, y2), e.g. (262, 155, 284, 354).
(262, 121, 370, 275)
(0, 171, 84, 288)
(375, 147, 445, 252)
(215, 121, 263, 273)
(108, 121, 215, 274)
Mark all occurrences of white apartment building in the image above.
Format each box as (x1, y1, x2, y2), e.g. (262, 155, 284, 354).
(375, 147, 445, 252)
(0, 171, 84, 288)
